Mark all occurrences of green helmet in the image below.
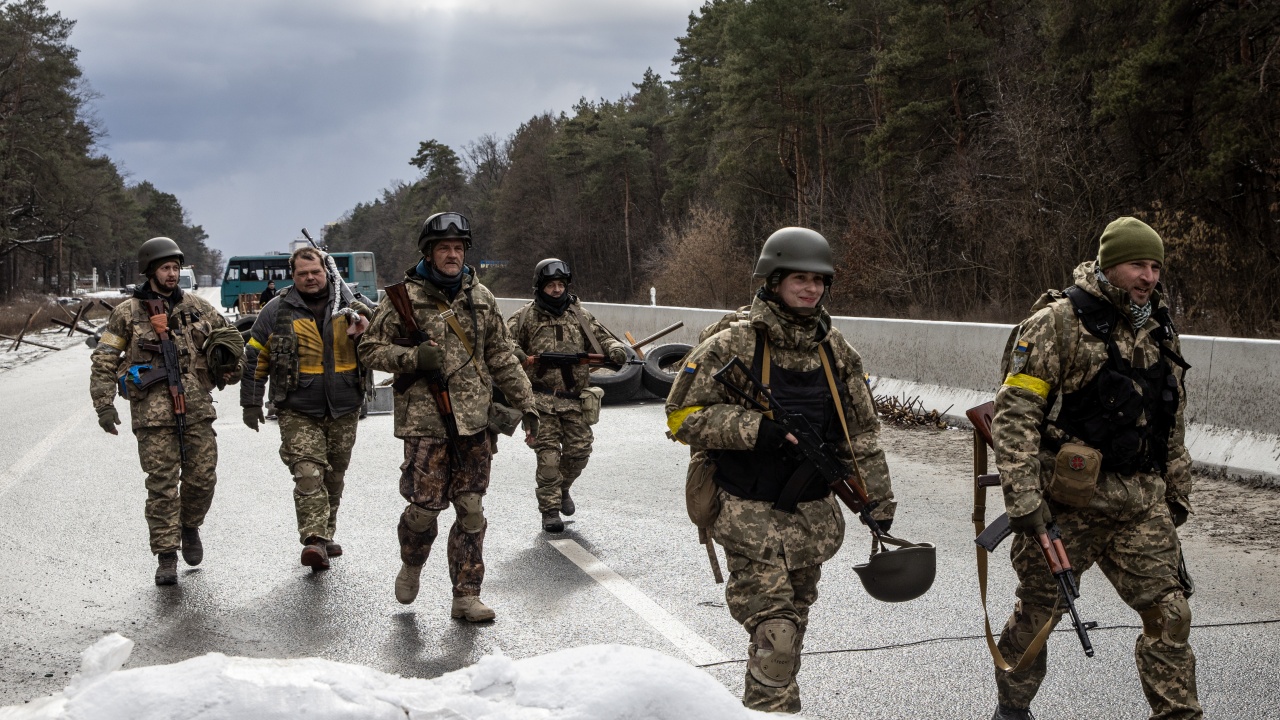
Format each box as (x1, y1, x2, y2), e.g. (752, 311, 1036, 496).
(853, 543, 936, 603)
(137, 237, 184, 276)
(753, 227, 835, 279)
(417, 212, 472, 255)
(532, 258, 572, 292)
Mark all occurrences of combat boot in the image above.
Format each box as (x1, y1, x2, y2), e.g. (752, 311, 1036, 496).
(300, 537, 330, 571)
(992, 705, 1035, 720)
(325, 541, 343, 558)
(180, 526, 203, 566)
(155, 551, 178, 586)
(395, 563, 424, 604)
(451, 595, 496, 622)
(560, 490, 576, 516)
(542, 510, 564, 533)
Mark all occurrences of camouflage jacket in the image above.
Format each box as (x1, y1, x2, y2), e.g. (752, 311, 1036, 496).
(506, 297, 625, 411)
(666, 295, 895, 569)
(241, 286, 372, 418)
(90, 287, 238, 430)
(993, 261, 1192, 519)
(358, 267, 534, 439)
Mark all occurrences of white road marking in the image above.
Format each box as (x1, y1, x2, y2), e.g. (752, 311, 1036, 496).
(0, 406, 92, 497)
(548, 538, 730, 666)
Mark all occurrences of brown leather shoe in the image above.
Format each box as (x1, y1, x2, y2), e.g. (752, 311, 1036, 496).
(180, 526, 203, 566)
(541, 510, 564, 533)
(325, 541, 343, 558)
(451, 595, 496, 622)
(300, 538, 330, 571)
(395, 563, 423, 604)
(560, 490, 576, 516)
(155, 551, 178, 586)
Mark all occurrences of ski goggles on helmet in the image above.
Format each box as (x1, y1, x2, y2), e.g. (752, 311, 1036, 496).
(422, 212, 470, 236)
(538, 260, 571, 280)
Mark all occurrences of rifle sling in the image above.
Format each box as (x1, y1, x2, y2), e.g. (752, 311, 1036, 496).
(971, 417, 1060, 673)
(568, 306, 604, 355)
(434, 299, 474, 357)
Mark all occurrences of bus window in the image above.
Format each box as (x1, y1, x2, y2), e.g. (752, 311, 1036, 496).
(225, 266, 240, 281)
(269, 261, 289, 280)
(332, 256, 351, 279)
(248, 260, 265, 281)
(356, 254, 374, 273)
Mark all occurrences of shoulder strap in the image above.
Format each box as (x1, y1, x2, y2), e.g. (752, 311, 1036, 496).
(568, 306, 605, 355)
(434, 298, 475, 357)
(1063, 285, 1118, 343)
(750, 326, 771, 386)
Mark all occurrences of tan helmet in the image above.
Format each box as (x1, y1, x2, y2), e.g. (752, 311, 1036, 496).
(753, 227, 835, 279)
(137, 237, 184, 276)
(853, 543, 936, 603)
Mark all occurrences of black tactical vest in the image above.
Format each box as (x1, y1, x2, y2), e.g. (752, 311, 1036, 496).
(1049, 286, 1189, 475)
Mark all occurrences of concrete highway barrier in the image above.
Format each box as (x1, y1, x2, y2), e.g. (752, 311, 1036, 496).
(496, 298, 1279, 481)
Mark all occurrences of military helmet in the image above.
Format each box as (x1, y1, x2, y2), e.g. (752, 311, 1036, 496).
(753, 227, 835, 279)
(417, 211, 472, 254)
(137, 236, 184, 276)
(533, 258, 572, 292)
(853, 543, 936, 603)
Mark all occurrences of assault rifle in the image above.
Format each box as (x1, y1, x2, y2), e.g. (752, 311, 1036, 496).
(710, 356, 887, 538)
(969, 406, 1097, 659)
(383, 282, 461, 463)
(530, 352, 643, 368)
(141, 299, 188, 464)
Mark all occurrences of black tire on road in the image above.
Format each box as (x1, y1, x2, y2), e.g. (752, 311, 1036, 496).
(589, 344, 643, 404)
(640, 343, 694, 399)
(235, 314, 258, 343)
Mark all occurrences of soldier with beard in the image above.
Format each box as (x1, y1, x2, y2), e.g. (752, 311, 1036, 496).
(989, 217, 1200, 720)
(241, 246, 372, 571)
(359, 212, 536, 622)
(89, 237, 243, 585)
(506, 259, 628, 532)
(665, 227, 897, 713)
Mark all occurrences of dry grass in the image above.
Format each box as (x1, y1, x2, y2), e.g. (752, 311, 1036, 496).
(0, 295, 114, 338)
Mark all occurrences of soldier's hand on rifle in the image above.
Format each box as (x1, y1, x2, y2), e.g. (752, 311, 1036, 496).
(243, 405, 265, 432)
(522, 411, 539, 446)
(608, 347, 627, 365)
(416, 341, 443, 372)
(755, 417, 797, 450)
(1009, 498, 1052, 537)
(97, 406, 120, 435)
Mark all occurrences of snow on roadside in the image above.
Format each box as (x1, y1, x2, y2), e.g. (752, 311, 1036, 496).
(0, 320, 102, 374)
(2, 634, 776, 720)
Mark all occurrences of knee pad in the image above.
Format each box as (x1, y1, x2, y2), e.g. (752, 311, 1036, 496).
(402, 503, 440, 533)
(1140, 592, 1192, 645)
(454, 492, 486, 534)
(292, 461, 324, 495)
(559, 456, 589, 481)
(748, 618, 799, 688)
(536, 450, 561, 480)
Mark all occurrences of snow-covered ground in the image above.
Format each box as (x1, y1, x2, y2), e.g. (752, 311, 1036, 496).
(2, 635, 773, 720)
(0, 318, 103, 374)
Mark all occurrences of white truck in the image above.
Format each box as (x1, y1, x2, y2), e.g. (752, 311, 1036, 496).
(178, 265, 198, 291)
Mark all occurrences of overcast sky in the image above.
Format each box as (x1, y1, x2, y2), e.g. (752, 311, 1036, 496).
(51, 0, 702, 262)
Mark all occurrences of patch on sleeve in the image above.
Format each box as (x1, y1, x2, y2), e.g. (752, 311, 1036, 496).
(98, 331, 126, 350)
(683, 361, 698, 374)
(1010, 340, 1033, 375)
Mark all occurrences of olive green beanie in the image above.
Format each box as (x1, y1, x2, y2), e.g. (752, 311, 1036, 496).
(1098, 216, 1164, 269)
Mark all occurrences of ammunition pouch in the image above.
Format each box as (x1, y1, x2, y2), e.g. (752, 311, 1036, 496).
(267, 332, 299, 403)
(685, 450, 721, 529)
(579, 386, 604, 425)
(1047, 442, 1102, 508)
(487, 401, 523, 436)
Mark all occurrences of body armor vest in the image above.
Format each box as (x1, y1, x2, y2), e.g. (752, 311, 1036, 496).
(1049, 286, 1189, 475)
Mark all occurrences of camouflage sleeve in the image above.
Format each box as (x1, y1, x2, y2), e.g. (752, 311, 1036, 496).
(1164, 335, 1193, 508)
(485, 304, 535, 413)
(588, 313, 626, 355)
(992, 306, 1064, 517)
(664, 332, 763, 451)
(240, 300, 276, 408)
(506, 307, 529, 363)
(350, 299, 373, 319)
(89, 304, 132, 412)
(357, 300, 417, 375)
(831, 338, 895, 519)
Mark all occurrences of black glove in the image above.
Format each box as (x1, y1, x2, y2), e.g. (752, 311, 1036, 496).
(416, 343, 444, 373)
(1009, 498, 1052, 537)
(243, 406, 265, 432)
(1167, 499, 1189, 528)
(521, 411, 540, 438)
(755, 417, 790, 451)
(97, 406, 120, 435)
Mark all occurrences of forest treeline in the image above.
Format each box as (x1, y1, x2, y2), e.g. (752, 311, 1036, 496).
(0, 0, 215, 301)
(327, 0, 1279, 337)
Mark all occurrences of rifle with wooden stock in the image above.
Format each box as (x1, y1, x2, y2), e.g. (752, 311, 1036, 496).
(141, 299, 188, 464)
(383, 282, 461, 463)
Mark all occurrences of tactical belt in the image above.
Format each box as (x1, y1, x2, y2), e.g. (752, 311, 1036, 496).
(533, 387, 578, 400)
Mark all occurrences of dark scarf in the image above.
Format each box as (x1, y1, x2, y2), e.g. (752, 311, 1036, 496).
(134, 281, 184, 309)
(416, 259, 465, 300)
(535, 288, 573, 316)
(296, 286, 329, 319)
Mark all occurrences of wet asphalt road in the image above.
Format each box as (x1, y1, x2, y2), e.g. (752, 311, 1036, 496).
(2, 340, 1279, 718)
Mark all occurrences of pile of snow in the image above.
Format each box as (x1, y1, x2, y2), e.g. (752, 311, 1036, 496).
(4, 634, 775, 720)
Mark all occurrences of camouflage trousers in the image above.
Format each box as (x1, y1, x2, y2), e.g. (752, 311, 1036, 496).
(277, 409, 359, 544)
(398, 433, 491, 597)
(996, 498, 1201, 719)
(723, 549, 822, 714)
(135, 420, 217, 555)
(531, 394, 593, 512)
